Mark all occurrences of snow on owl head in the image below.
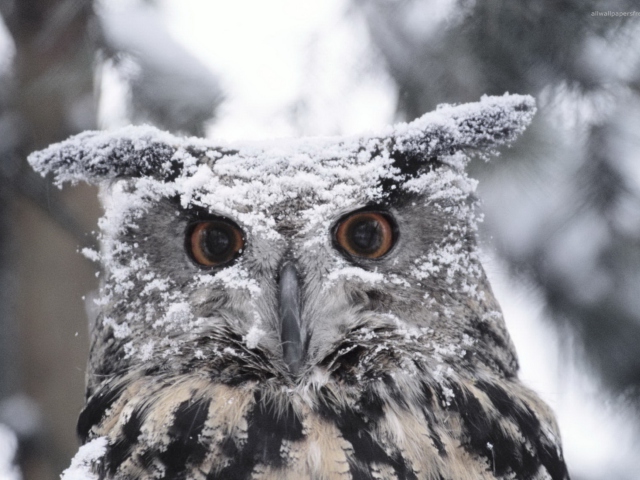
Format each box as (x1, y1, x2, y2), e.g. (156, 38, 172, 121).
(29, 94, 569, 480)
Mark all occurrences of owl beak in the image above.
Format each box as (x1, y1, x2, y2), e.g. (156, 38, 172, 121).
(279, 262, 303, 376)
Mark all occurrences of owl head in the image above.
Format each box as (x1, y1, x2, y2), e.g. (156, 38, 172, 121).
(29, 95, 563, 480)
(30, 93, 534, 388)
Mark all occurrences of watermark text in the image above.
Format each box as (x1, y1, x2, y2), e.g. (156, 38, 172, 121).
(592, 11, 640, 17)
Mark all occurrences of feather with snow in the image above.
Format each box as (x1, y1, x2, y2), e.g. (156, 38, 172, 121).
(28, 94, 569, 480)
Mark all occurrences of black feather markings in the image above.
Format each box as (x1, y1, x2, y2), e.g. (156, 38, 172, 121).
(475, 381, 570, 480)
(463, 316, 519, 378)
(103, 405, 147, 478)
(210, 389, 304, 479)
(77, 382, 127, 442)
(446, 381, 570, 480)
(315, 385, 418, 480)
(157, 398, 212, 480)
(419, 382, 448, 458)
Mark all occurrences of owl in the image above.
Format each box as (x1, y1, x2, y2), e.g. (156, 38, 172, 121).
(29, 94, 569, 480)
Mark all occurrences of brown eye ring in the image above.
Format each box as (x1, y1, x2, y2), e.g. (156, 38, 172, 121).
(334, 210, 397, 259)
(186, 219, 245, 268)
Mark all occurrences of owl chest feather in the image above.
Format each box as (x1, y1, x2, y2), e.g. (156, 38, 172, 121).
(81, 355, 568, 480)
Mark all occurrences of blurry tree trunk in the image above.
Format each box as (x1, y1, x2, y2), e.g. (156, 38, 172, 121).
(2, 0, 97, 147)
(0, 0, 100, 478)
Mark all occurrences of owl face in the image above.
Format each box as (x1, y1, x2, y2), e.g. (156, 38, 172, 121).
(31, 95, 570, 480)
(94, 149, 479, 380)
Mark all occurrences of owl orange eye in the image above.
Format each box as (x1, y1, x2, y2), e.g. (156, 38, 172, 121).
(334, 211, 396, 259)
(187, 220, 245, 268)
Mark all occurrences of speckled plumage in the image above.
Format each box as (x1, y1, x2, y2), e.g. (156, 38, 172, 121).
(30, 94, 569, 480)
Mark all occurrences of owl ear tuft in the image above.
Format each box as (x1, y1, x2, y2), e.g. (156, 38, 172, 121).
(389, 93, 536, 166)
(29, 94, 535, 187)
(27, 125, 219, 186)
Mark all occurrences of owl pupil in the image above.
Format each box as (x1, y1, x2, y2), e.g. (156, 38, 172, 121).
(202, 227, 232, 257)
(349, 220, 381, 253)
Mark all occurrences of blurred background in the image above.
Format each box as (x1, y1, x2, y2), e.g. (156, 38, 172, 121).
(0, 0, 639, 478)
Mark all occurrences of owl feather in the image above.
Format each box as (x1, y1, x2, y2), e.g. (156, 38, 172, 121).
(30, 94, 569, 480)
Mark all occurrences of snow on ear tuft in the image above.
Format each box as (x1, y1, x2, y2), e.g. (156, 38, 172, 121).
(27, 125, 225, 186)
(28, 94, 534, 187)
(389, 93, 536, 161)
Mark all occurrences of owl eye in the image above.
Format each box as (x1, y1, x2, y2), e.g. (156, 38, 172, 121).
(187, 219, 245, 268)
(334, 211, 396, 259)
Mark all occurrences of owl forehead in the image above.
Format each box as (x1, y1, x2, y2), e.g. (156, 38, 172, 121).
(103, 146, 473, 245)
(202, 138, 394, 208)
(129, 141, 396, 229)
